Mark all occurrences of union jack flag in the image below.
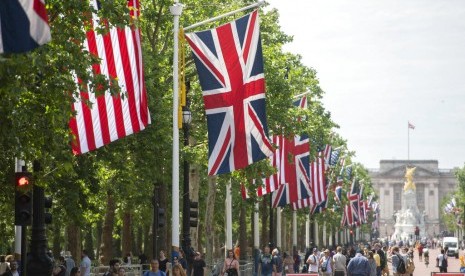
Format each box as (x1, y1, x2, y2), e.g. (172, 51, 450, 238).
(347, 179, 361, 226)
(272, 133, 311, 207)
(291, 154, 327, 210)
(0, 0, 51, 53)
(185, 10, 273, 175)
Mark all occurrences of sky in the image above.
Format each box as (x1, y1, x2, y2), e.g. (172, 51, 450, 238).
(266, 0, 465, 169)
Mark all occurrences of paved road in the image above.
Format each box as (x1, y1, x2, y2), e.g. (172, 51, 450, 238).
(389, 247, 463, 275)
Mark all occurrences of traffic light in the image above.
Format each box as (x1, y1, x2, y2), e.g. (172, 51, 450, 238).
(15, 172, 33, 226)
(189, 201, 198, 227)
(44, 196, 53, 224)
(157, 208, 165, 228)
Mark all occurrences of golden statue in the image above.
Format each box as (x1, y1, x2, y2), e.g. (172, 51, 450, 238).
(404, 167, 416, 191)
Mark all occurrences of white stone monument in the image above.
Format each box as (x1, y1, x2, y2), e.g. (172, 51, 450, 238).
(391, 167, 426, 241)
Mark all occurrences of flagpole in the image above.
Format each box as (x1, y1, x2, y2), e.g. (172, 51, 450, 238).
(170, 1, 183, 253)
(292, 91, 311, 99)
(407, 122, 410, 162)
(184, 0, 265, 31)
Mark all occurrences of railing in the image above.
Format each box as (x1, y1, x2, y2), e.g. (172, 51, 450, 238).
(91, 261, 254, 276)
(90, 264, 143, 276)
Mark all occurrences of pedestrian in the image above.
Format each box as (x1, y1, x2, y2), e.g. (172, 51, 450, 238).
(103, 259, 121, 276)
(222, 249, 239, 276)
(158, 250, 170, 273)
(65, 252, 76, 276)
(0, 256, 8, 275)
(319, 249, 333, 276)
(259, 246, 273, 276)
(282, 252, 294, 274)
(271, 248, 283, 276)
(53, 256, 67, 276)
(347, 249, 370, 276)
(117, 267, 126, 276)
(388, 246, 407, 276)
(79, 250, 92, 276)
(178, 250, 188, 272)
(1, 260, 18, 276)
(333, 246, 347, 276)
(172, 264, 186, 276)
(144, 259, 166, 276)
(292, 250, 300, 273)
(417, 243, 423, 261)
(70, 267, 81, 276)
(192, 252, 206, 276)
(423, 247, 429, 267)
(306, 248, 319, 273)
(367, 251, 377, 276)
(436, 249, 448, 273)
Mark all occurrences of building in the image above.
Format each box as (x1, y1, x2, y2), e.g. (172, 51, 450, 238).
(369, 160, 458, 238)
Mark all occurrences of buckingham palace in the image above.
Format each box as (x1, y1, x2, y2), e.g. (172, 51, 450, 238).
(369, 160, 459, 238)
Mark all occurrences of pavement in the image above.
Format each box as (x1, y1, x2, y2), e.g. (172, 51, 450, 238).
(389, 247, 464, 275)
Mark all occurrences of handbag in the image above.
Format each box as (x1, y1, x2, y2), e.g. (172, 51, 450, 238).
(321, 258, 329, 272)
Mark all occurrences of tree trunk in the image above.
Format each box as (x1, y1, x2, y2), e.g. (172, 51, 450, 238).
(260, 198, 269, 248)
(144, 223, 152, 260)
(239, 200, 247, 260)
(84, 224, 94, 260)
(189, 164, 200, 249)
(122, 211, 132, 257)
(96, 220, 103, 262)
(158, 183, 168, 253)
(67, 223, 81, 264)
(100, 191, 116, 265)
(52, 223, 61, 258)
(204, 175, 217, 265)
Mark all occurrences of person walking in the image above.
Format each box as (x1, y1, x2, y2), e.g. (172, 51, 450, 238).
(192, 252, 206, 276)
(436, 249, 448, 273)
(367, 251, 377, 276)
(306, 248, 320, 274)
(259, 246, 273, 276)
(103, 259, 121, 276)
(347, 249, 370, 276)
(70, 267, 81, 276)
(222, 249, 239, 276)
(144, 259, 166, 276)
(319, 249, 333, 276)
(333, 246, 347, 276)
(79, 250, 91, 276)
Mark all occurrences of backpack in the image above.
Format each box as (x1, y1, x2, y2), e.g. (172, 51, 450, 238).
(405, 257, 415, 273)
(395, 254, 406, 274)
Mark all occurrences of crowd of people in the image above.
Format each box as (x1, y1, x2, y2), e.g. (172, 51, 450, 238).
(253, 239, 455, 276)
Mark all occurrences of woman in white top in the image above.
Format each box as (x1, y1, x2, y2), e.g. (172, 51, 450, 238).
(319, 249, 333, 276)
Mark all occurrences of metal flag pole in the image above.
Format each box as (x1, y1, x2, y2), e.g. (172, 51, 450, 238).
(293, 91, 311, 99)
(170, 0, 183, 253)
(184, 0, 265, 31)
(407, 121, 410, 161)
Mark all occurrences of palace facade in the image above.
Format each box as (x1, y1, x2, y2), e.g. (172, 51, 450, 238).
(369, 160, 458, 238)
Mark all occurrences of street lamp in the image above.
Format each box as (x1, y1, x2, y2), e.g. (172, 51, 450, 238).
(181, 98, 192, 266)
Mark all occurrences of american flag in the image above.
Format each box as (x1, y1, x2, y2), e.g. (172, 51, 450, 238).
(334, 182, 342, 204)
(70, 0, 150, 154)
(185, 10, 273, 175)
(0, 0, 51, 53)
(323, 144, 332, 168)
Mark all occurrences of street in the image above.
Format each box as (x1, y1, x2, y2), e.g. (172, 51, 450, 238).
(390, 247, 463, 275)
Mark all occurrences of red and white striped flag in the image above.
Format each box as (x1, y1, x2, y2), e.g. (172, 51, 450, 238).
(69, 0, 150, 154)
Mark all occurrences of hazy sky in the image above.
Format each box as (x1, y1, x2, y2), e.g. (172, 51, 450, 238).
(266, 0, 465, 169)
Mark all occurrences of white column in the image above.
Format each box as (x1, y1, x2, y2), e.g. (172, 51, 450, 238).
(225, 179, 233, 249)
(276, 207, 282, 248)
(293, 211, 297, 247)
(170, 2, 183, 250)
(335, 229, 339, 245)
(314, 220, 319, 247)
(305, 215, 310, 249)
(356, 227, 360, 242)
(254, 202, 259, 249)
(322, 222, 326, 247)
(329, 227, 333, 247)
